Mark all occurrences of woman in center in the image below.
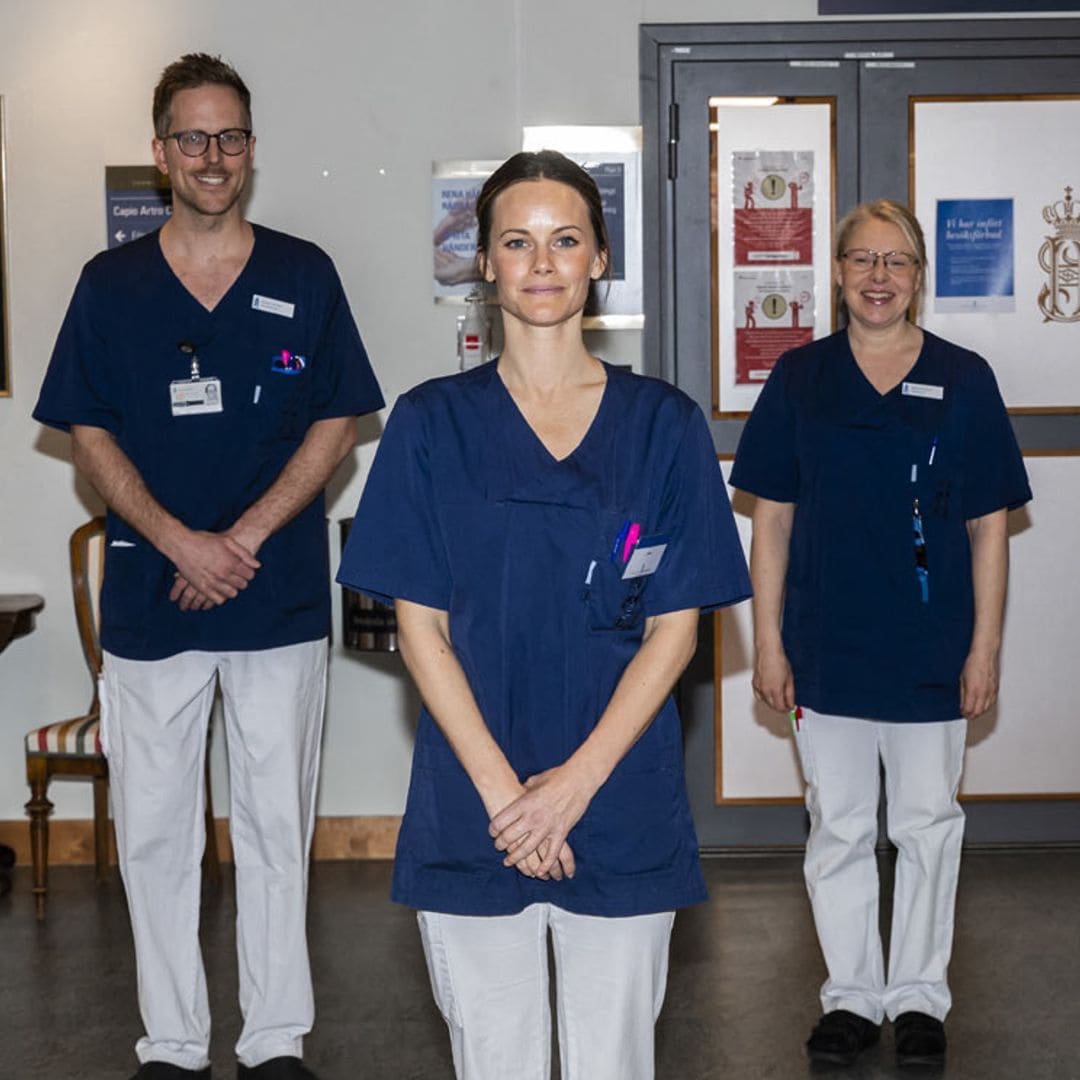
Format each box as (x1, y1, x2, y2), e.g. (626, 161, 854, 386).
(338, 150, 750, 1079)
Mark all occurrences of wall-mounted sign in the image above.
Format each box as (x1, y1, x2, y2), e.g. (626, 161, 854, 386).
(934, 197, 1015, 313)
(105, 165, 171, 249)
(1037, 185, 1080, 325)
(431, 160, 499, 304)
(732, 150, 814, 265)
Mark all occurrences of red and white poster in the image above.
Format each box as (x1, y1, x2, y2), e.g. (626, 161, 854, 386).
(733, 271, 815, 384)
(732, 150, 814, 265)
(713, 101, 832, 415)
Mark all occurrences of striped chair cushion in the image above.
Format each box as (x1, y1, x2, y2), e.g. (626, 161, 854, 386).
(26, 715, 102, 756)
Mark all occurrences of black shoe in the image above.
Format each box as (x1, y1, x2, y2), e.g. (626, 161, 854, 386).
(237, 1058, 319, 1079)
(894, 1011, 946, 1067)
(806, 1009, 881, 1066)
(130, 1064, 210, 1079)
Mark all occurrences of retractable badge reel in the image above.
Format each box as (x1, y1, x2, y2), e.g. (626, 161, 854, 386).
(170, 341, 223, 416)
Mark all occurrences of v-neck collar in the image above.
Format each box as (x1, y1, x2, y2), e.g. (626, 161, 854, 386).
(494, 361, 612, 466)
(844, 328, 927, 402)
(155, 223, 259, 316)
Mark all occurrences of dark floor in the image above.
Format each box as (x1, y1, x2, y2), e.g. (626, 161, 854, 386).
(2, 850, 1078, 1080)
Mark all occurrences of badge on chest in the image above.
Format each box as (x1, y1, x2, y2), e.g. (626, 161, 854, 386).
(170, 341, 223, 417)
(611, 520, 669, 580)
(170, 376, 223, 416)
(622, 540, 668, 580)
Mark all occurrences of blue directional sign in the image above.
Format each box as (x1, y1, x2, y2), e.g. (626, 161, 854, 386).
(105, 166, 172, 249)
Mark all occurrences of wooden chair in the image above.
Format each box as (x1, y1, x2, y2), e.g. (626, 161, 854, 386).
(24, 517, 219, 919)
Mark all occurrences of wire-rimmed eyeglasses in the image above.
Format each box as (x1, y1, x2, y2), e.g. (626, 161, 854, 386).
(840, 248, 919, 273)
(164, 129, 253, 157)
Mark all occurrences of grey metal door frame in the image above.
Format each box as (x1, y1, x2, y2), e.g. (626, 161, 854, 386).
(641, 18, 1080, 847)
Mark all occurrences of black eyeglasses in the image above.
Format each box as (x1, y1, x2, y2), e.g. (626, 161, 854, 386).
(165, 129, 252, 157)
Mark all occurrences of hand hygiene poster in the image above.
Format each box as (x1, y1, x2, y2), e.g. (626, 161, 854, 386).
(432, 167, 491, 301)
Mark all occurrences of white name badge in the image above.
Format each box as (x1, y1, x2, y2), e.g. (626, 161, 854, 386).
(251, 294, 295, 318)
(901, 381, 944, 401)
(622, 542, 668, 580)
(170, 377, 223, 416)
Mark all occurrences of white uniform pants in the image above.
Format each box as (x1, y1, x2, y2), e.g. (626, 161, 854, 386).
(101, 639, 328, 1070)
(418, 904, 675, 1080)
(795, 708, 967, 1024)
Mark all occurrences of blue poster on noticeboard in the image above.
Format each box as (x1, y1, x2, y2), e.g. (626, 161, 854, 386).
(935, 198, 1015, 313)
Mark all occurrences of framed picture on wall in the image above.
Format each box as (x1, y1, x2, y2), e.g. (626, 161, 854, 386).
(0, 97, 10, 397)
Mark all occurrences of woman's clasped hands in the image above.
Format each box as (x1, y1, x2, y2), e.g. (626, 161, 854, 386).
(488, 762, 598, 883)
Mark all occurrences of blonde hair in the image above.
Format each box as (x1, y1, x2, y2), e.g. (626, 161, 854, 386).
(835, 199, 927, 316)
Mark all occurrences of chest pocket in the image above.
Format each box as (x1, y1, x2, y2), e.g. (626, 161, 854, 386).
(253, 360, 312, 442)
(584, 514, 651, 634)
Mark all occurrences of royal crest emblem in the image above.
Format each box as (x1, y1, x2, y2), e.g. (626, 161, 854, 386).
(1038, 186, 1080, 323)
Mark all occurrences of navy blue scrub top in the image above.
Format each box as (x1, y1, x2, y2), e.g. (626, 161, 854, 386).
(338, 362, 751, 916)
(34, 225, 384, 660)
(730, 329, 1031, 724)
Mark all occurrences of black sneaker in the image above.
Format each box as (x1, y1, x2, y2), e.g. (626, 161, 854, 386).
(806, 1009, 882, 1066)
(130, 1064, 210, 1079)
(237, 1058, 319, 1079)
(894, 1011, 947, 1067)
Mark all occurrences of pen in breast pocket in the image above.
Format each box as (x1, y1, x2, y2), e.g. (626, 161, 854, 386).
(611, 520, 631, 563)
(929, 436, 938, 466)
(622, 522, 641, 563)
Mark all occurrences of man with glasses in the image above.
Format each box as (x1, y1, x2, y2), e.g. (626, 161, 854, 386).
(34, 54, 383, 1080)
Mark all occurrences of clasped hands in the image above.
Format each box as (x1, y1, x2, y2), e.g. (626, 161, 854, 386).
(487, 763, 596, 883)
(167, 524, 263, 611)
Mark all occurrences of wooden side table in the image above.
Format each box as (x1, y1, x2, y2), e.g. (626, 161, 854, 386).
(0, 594, 44, 654)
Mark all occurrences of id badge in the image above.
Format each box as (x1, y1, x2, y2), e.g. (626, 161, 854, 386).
(170, 377, 223, 416)
(621, 537, 668, 580)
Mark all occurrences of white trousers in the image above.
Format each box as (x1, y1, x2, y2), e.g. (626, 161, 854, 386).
(101, 639, 328, 1069)
(418, 904, 675, 1080)
(795, 708, 967, 1024)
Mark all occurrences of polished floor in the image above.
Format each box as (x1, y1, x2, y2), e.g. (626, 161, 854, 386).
(2, 850, 1078, 1079)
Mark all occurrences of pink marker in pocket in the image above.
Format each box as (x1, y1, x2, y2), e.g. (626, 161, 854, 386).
(621, 522, 641, 563)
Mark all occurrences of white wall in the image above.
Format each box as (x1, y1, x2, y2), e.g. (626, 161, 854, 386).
(5, 0, 1042, 821)
(0, 0, 825, 821)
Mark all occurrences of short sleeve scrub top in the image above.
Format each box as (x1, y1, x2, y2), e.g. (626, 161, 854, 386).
(729, 330, 1031, 725)
(338, 361, 751, 917)
(33, 225, 384, 660)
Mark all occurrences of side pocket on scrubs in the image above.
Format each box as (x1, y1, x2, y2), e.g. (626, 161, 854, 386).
(585, 765, 683, 876)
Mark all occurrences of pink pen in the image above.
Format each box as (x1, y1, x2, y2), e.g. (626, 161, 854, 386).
(622, 522, 641, 563)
